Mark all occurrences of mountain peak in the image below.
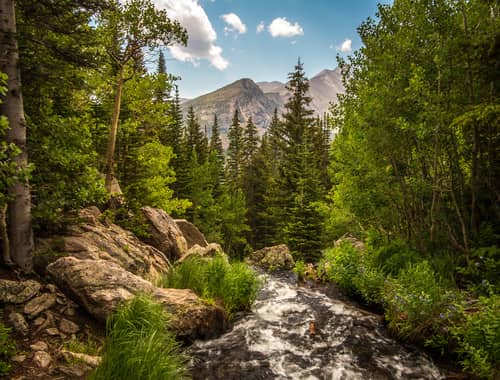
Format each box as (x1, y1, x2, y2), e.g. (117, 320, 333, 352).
(182, 68, 344, 144)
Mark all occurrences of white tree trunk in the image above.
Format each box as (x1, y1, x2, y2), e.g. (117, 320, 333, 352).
(0, 0, 34, 272)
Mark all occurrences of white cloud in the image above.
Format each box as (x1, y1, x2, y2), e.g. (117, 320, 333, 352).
(268, 17, 303, 38)
(256, 21, 265, 34)
(221, 13, 246, 35)
(339, 38, 352, 53)
(153, 0, 229, 70)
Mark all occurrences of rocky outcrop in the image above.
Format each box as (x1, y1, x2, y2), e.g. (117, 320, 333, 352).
(245, 244, 295, 271)
(36, 207, 170, 281)
(47, 256, 227, 340)
(179, 243, 225, 263)
(141, 207, 188, 261)
(175, 219, 208, 248)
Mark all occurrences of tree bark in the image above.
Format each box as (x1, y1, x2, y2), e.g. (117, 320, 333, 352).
(0, 0, 34, 272)
(104, 66, 124, 193)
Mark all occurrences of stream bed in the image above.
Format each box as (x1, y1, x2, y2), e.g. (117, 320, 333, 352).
(187, 272, 454, 380)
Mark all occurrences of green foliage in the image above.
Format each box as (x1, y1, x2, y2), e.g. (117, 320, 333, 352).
(452, 295, 500, 379)
(371, 239, 420, 276)
(458, 246, 500, 294)
(90, 295, 188, 380)
(293, 260, 317, 282)
(383, 261, 452, 340)
(0, 72, 22, 209)
(29, 114, 108, 228)
(124, 141, 190, 214)
(0, 320, 16, 376)
(318, 243, 361, 295)
(162, 254, 261, 318)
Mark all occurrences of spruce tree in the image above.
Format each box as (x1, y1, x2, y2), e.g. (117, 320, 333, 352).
(277, 59, 325, 261)
(226, 109, 243, 189)
(209, 114, 225, 194)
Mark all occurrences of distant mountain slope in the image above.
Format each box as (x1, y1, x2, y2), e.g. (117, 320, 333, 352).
(182, 68, 344, 139)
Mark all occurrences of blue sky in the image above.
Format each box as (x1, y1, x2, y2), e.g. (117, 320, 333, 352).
(154, 0, 386, 99)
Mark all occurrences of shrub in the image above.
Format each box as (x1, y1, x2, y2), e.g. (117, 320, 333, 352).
(0, 320, 16, 376)
(383, 261, 451, 340)
(318, 243, 361, 295)
(372, 239, 420, 276)
(162, 254, 261, 318)
(90, 295, 188, 380)
(452, 295, 500, 379)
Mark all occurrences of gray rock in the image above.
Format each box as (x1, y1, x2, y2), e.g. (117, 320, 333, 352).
(30, 341, 48, 351)
(179, 243, 226, 263)
(23, 293, 57, 318)
(174, 219, 208, 248)
(36, 213, 171, 281)
(47, 256, 227, 340)
(0, 279, 41, 304)
(59, 318, 79, 334)
(245, 244, 295, 271)
(33, 351, 51, 368)
(141, 207, 188, 261)
(8, 312, 29, 335)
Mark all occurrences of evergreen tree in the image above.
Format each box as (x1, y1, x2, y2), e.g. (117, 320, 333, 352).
(226, 109, 244, 189)
(185, 106, 207, 163)
(209, 114, 225, 194)
(277, 59, 326, 261)
(242, 116, 259, 165)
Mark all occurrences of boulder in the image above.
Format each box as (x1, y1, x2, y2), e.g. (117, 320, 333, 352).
(36, 207, 170, 281)
(0, 279, 41, 304)
(179, 243, 225, 263)
(334, 233, 365, 251)
(141, 207, 188, 261)
(47, 257, 226, 340)
(245, 244, 295, 271)
(174, 219, 208, 248)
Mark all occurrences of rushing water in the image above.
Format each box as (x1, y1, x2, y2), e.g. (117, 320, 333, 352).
(188, 272, 448, 380)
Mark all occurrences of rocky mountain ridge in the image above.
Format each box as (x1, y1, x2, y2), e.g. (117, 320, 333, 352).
(182, 67, 344, 140)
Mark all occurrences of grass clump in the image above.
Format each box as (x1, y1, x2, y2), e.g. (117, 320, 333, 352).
(0, 319, 16, 376)
(90, 295, 188, 380)
(162, 254, 261, 318)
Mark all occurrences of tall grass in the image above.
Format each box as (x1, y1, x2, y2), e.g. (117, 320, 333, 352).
(161, 254, 261, 318)
(90, 295, 188, 380)
(0, 319, 16, 376)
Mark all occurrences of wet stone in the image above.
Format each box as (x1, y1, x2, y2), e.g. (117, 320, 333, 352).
(188, 273, 448, 380)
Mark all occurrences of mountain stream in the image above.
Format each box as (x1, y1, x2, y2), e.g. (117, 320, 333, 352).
(188, 272, 452, 380)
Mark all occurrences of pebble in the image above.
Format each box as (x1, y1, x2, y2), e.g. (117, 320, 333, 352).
(30, 341, 48, 351)
(33, 351, 51, 368)
(8, 312, 29, 336)
(59, 318, 80, 334)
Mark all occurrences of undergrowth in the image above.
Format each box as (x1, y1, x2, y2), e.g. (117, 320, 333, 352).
(318, 239, 500, 379)
(0, 318, 16, 376)
(90, 295, 188, 380)
(161, 254, 261, 318)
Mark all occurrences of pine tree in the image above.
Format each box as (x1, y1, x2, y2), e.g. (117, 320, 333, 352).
(242, 116, 259, 166)
(209, 114, 225, 194)
(277, 59, 326, 261)
(185, 106, 207, 163)
(226, 109, 244, 189)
